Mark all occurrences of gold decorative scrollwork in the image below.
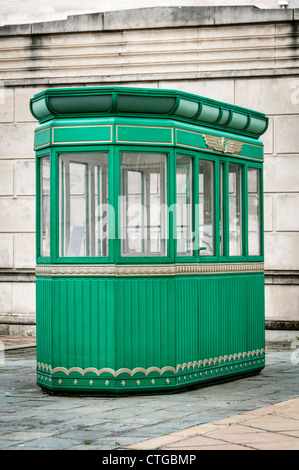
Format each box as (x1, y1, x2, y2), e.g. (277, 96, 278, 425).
(36, 263, 264, 277)
(43, 349, 265, 379)
(203, 134, 243, 155)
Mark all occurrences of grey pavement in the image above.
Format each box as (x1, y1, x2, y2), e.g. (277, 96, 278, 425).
(0, 341, 298, 450)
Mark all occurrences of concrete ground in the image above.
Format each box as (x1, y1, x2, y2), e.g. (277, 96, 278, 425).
(0, 336, 299, 450)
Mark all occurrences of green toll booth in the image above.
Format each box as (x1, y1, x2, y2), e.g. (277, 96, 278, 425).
(30, 86, 268, 395)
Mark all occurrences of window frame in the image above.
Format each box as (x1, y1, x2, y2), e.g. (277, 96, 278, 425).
(175, 150, 263, 264)
(115, 146, 174, 265)
(175, 153, 194, 258)
(36, 143, 263, 266)
(246, 161, 264, 261)
(36, 150, 51, 264)
(53, 146, 114, 265)
(175, 149, 219, 264)
(58, 152, 109, 259)
(227, 160, 244, 260)
(218, 157, 263, 263)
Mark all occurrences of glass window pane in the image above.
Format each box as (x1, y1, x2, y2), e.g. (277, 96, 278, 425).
(199, 160, 214, 256)
(219, 162, 224, 256)
(176, 155, 193, 256)
(40, 156, 50, 257)
(121, 153, 167, 257)
(94, 163, 109, 257)
(229, 163, 242, 256)
(248, 167, 261, 256)
(59, 153, 108, 257)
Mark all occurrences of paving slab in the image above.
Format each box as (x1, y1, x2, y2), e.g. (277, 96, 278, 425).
(125, 398, 299, 451)
(0, 339, 298, 450)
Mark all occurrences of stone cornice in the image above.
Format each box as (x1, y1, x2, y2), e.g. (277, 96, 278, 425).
(1, 8, 297, 88)
(0, 6, 297, 36)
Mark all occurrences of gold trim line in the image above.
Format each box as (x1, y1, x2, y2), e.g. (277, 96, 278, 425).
(52, 124, 113, 144)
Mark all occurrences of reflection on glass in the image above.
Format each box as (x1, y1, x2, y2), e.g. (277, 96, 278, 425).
(248, 167, 261, 256)
(40, 156, 50, 257)
(121, 153, 167, 256)
(229, 163, 242, 256)
(176, 155, 193, 256)
(59, 153, 108, 257)
(199, 160, 214, 256)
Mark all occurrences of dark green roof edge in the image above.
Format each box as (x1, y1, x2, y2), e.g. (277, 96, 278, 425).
(30, 86, 268, 139)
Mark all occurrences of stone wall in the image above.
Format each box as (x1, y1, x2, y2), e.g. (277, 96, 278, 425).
(0, 6, 298, 336)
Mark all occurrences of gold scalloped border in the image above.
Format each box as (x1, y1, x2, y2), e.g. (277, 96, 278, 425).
(36, 262, 264, 277)
(37, 349, 265, 378)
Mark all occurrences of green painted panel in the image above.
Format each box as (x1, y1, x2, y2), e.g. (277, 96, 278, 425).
(240, 143, 263, 160)
(34, 127, 51, 149)
(116, 125, 173, 144)
(52, 125, 112, 144)
(176, 128, 207, 149)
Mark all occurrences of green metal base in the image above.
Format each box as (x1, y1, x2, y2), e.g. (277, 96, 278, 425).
(36, 270, 265, 396)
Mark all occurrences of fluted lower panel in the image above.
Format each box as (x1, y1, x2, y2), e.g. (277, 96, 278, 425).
(35, 272, 265, 394)
(115, 277, 176, 371)
(52, 277, 115, 371)
(176, 273, 265, 368)
(36, 277, 52, 374)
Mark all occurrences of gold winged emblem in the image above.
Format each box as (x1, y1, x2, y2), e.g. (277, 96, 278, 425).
(203, 134, 243, 155)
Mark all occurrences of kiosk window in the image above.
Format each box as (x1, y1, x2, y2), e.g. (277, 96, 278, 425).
(248, 167, 261, 256)
(59, 153, 108, 257)
(229, 163, 242, 256)
(121, 152, 167, 257)
(199, 160, 214, 256)
(176, 155, 193, 256)
(219, 162, 224, 257)
(40, 155, 50, 257)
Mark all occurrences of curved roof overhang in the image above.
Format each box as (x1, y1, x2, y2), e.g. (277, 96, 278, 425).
(30, 86, 268, 140)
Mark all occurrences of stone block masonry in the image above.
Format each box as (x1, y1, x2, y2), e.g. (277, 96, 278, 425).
(0, 5, 298, 335)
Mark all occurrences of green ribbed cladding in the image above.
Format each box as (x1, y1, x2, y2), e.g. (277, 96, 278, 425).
(36, 273, 265, 395)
